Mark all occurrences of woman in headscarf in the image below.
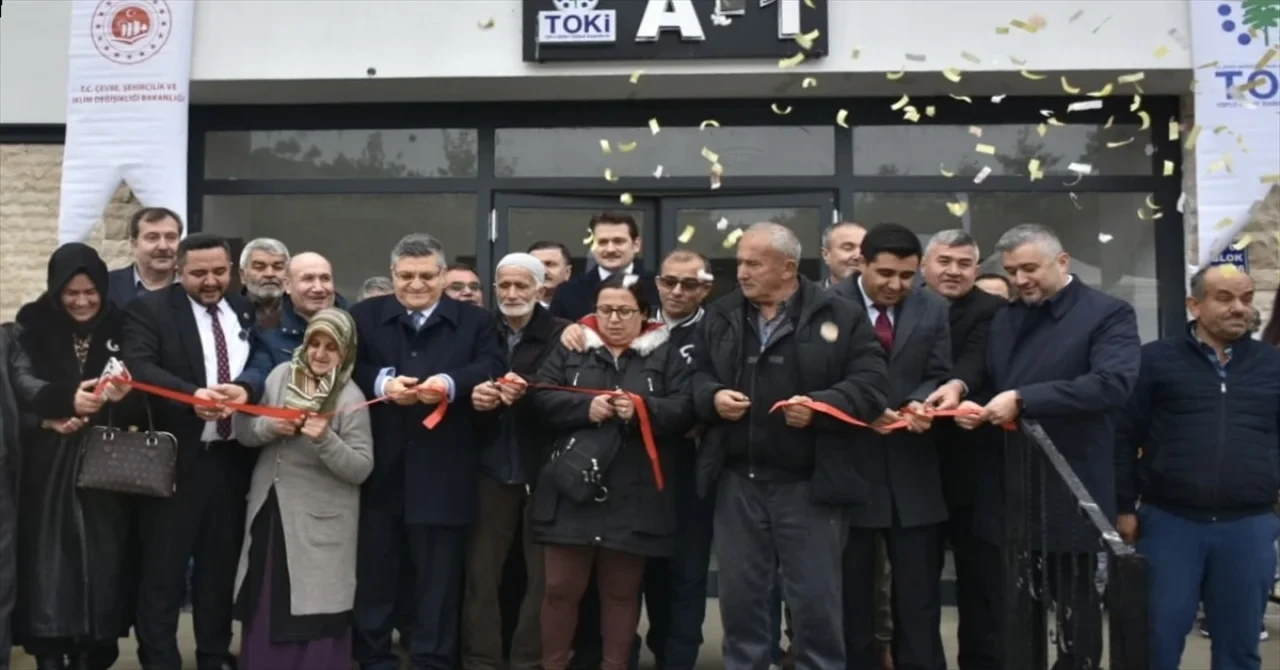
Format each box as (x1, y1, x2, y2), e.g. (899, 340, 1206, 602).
(520, 273, 694, 670)
(233, 307, 373, 670)
(13, 242, 139, 670)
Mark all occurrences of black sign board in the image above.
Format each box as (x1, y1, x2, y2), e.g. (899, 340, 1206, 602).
(522, 0, 829, 63)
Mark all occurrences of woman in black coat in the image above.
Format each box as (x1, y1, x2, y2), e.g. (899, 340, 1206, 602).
(13, 243, 141, 670)
(523, 273, 694, 670)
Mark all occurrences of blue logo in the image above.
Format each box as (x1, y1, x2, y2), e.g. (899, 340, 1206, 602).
(1219, 1, 1278, 47)
(538, 0, 617, 44)
(1212, 247, 1250, 272)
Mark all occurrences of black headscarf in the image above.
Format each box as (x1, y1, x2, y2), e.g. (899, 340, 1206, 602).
(42, 242, 110, 334)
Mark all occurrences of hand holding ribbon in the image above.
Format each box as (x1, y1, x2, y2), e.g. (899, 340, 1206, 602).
(768, 397, 1010, 433)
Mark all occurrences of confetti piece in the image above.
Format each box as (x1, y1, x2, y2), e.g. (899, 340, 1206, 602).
(1087, 83, 1114, 97)
(891, 95, 911, 111)
(1167, 27, 1192, 50)
(1036, 123, 1048, 137)
(1137, 110, 1151, 131)
(1107, 138, 1135, 148)
(1067, 100, 1103, 112)
(903, 106, 922, 123)
(1255, 46, 1279, 71)
(1233, 234, 1253, 249)
(995, 26, 1010, 35)
(1069, 9, 1085, 23)
(802, 77, 818, 89)
(1176, 193, 1187, 213)
(1010, 19, 1039, 33)
(940, 164, 956, 177)
(1104, 116, 1115, 129)
(969, 126, 983, 138)
(698, 120, 720, 131)
(771, 103, 793, 115)
(1163, 160, 1175, 176)
(1028, 158, 1044, 181)
(1092, 15, 1112, 34)
(961, 51, 982, 65)
(1062, 172, 1085, 187)
(1061, 77, 1081, 94)
(1010, 56, 1028, 66)
(950, 94, 974, 103)
(1215, 217, 1234, 230)
(886, 69, 906, 80)
(906, 53, 927, 62)
(600, 140, 612, 155)
(925, 105, 937, 117)
(1099, 233, 1114, 243)
(583, 232, 594, 246)
(1220, 264, 1239, 277)
(630, 71, 645, 84)
(1154, 45, 1169, 59)
(678, 225, 696, 244)
(701, 147, 720, 164)
(803, 0, 815, 7)
(1117, 72, 1145, 85)
(1196, 60, 1220, 69)
(943, 68, 964, 83)
(974, 166, 992, 184)
(722, 228, 744, 249)
(1208, 159, 1227, 174)
(649, 118, 661, 135)
(715, 217, 729, 231)
(1137, 208, 1148, 220)
(604, 168, 620, 182)
(1153, 211, 1164, 220)
(1224, 152, 1235, 173)
(836, 109, 849, 128)
(946, 201, 969, 217)
(653, 165, 664, 178)
(1262, 174, 1280, 184)
(1019, 69, 1047, 80)
(1237, 133, 1249, 153)
(1068, 163, 1093, 175)
(1185, 125, 1201, 150)
(795, 29, 821, 50)
(1130, 94, 1142, 112)
(975, 143, 996, 155)
(1069, 192, 1083, 209)
(1145, 194, 1159, 210)
(779, 52, 807, 68)
(991, 94, 1007, 104)
(1168, 119, 1180, 140)
(618, 141, 637, 153)
(1046, 116, 1065, 127)
(1213, 125, 1232, 135)
(478, 17, 495, 29)
(851, 46, 862, 60)
(619, 193, 633, 205)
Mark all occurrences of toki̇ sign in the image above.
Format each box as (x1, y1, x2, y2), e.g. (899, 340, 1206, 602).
(524, 0, 828, 62)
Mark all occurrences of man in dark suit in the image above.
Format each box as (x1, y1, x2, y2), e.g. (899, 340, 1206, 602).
(106, 207, 182, 309)
(121, 233, 273, 670)
(548, 212, 658, 322)
(350, 233, 505, 670)
(919, 230, 1007, 670)
(832, 223, 952, 670)
(955, 224, 1141, 670)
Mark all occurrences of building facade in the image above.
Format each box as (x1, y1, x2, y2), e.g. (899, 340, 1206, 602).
(1, 0, 1275, 332)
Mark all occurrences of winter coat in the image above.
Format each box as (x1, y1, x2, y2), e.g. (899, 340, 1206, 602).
(528, 319, 695, 558)
(1, 323, 46, 491)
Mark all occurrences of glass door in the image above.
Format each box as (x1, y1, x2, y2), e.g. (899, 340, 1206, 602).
(659, 193, 836, 299)
(493, 193, 658, 278)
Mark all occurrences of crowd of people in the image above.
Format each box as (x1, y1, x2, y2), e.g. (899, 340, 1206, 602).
(0, 205, 1277, 670)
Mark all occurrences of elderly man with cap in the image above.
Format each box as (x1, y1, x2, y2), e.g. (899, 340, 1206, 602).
(462, 253, 571, 670)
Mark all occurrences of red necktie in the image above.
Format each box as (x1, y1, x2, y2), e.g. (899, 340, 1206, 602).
(874, 307, 894, 352)
(207, 305, 233, 440)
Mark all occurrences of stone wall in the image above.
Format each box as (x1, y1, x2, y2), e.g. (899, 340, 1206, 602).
(0, 144, 137, 322)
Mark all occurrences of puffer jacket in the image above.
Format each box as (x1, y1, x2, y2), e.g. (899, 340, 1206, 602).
(528, 319, 695, 558)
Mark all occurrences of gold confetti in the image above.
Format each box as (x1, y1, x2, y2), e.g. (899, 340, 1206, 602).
(969, 126, 983, 138)
(1069, 9, 1085, 23)
(925, 105, 937, 117)
(1107, 138, 1135, 148)
(906, 53, 927, 62)
(1237, 133, 1249, 153)
(886, 69, 906, 80)
(1153, 212, 1164, 220)
(1185, 125, 1202, 149)
(1224, 152, 1235, 173)
(619, 193, 633, 205)
(1145, 194, 1159, 210)
(940, 164, 956, 177)
(1104, 116, 1115, 129)
(1010, 56, 1028, 66)
(1117, 72, 1145, 85)
(802, 77, 818, 89)
(1233, 234, 1253, 249)
(1087, 83, 1114, 97)
(1163, 160, 1175, 176)
(1092, 15, 1113, 34)
(794, 29, 821, 50)
(1215, 217, 1234, 230)
(975, 143, 996, 155)
(1213, 125, 1232, 135)
(701, 147, 720, 164)
(974, 165, 992, 183)
(950, 94, 974, 103)
(1137, 111, 1151, 131)
(618, 141, 637, 153)
(1010, 19, 1039, 33)
(582, 231, 594, 246)
(1255, 45, 1279, 71)
(1137, 208, 1149, 220)
(1036, 123, 1048, 137)
(943, 68, 964, 83)
(1196, 60, 1220, 69)
(804, 0, 815, 7)
(770, 103, 793, 115)
(1168, 119, 1180, 140)
(1130, 94, 1142, 112)
(1099, 233, 1115, 243)
(1154, 45, 1169, 59)
(600, 139, 612, 154)
(903, 106, 922, 123)
(1061, 77, 1081, 94)
(1046, 117, 1065, 127)
(945, 201, 970, 218)
(851, 46, 862, 60)
(1261, 174, 1280, 184)
(779, 52, 807, 68)
(1220, 264, 1239, 277)
(678, 225, 696, 244)
(991, 94, 1007, 103)
(698, 119, 720, 130)
(1068, 163, 1092, 175)
(1067, 100, 1103, 112)
(1208, 159, 1227, 174)
(1069, 192, 1083, 209)
(961, 51, 982, 65)
(604, 168, 619, 182)
(722, 228, 744, 249)
(995, 26, 1010, 35)
(478, 17, 495, 29)
(891, 95, 911, 111)
(630, 71, 645, 84)
(649, 118, 661, 135)
(653, 165, 664, 178)
(1028, 158, 1044, 181)
(836, 109, 849, 128)
(1019, 69, 1047, 80)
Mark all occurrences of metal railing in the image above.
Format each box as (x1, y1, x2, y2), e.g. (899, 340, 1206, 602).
(1002, 420, 1149, 670)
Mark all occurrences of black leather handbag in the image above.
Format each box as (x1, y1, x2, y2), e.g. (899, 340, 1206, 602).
(546, 429, 622, 504)
(77, 399, 178, 498)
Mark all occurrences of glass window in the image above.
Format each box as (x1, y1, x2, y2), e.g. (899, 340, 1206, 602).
(505, 206, 651, 278)
(853, 192, 1159, 341)
(496, 126, 835, 178)
(669, 204, 824, 299)
(852, 124, 1151, 177)
(202, 194, 478, 300)
(205, 129, 479, 179)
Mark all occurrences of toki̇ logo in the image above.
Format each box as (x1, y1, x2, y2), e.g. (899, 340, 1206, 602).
(1211, 2, 1280, 104)
(537, 0, 617, 44)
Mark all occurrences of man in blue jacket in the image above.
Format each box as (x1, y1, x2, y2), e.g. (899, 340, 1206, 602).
(257, 251, 348, 367)
(1116, 264, 1280, 670)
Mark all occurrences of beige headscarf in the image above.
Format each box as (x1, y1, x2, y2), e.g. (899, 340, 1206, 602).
(283, 307, 358, 414)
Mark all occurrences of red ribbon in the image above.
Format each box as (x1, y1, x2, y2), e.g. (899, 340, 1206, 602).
(769, 399, 1016, 432)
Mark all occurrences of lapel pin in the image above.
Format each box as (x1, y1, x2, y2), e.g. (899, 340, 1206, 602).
(820, 321, 839, 342)
(105, 339, 120, 352)
(238, 329, 249, 341)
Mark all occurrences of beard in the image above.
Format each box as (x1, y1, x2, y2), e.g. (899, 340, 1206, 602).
(499, 300, 535, 318)
(247, 282, 283, 301)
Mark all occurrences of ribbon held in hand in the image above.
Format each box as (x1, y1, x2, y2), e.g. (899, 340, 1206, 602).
(768, 398, 1009, 432)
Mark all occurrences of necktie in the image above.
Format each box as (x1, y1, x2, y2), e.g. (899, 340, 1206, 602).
(874, 307, 894, 352)
(206, 305, 233, 440)
(412, 311, 427, 331)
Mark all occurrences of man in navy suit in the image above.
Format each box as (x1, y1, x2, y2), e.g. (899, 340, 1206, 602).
(106, 207, 182, 308)
(548, 212, 658, 322)
(350, 233, 505, 670)
(955, 224, 1141, 670)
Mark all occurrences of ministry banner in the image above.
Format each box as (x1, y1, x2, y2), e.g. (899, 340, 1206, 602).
(1190, 0, 1280, 267)
(59, 0, 194, 244)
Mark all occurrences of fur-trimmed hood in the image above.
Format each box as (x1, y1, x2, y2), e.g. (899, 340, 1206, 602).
(576, 315, 670, 357)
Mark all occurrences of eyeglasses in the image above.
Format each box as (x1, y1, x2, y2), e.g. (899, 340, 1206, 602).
(596, 306, 641, 320)
(447, 282, 482, 293)
(658, 276, 708, 291)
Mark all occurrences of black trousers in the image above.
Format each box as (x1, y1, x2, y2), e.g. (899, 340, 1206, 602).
(353, 507, 467, 670)
(134, 441, 254, 670)
(0, 468, 14, 670)
(941, 507, 1003, 670)
(1036, 553, 1103, 670)
(843, 524, 945, 670)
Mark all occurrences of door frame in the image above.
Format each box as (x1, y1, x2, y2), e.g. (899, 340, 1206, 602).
(491, 192, 660, 275)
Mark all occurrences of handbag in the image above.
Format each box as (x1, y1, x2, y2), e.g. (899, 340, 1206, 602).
(76, 398, 178, 498)
(545, 429, 622, 504)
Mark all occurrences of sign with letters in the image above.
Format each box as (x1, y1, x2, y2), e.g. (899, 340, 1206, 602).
(1212, 247, 1250, 272)
(523, 0, 828, 62)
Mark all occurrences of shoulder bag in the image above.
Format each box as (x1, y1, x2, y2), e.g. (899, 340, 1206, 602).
(77, 398, 178, 498)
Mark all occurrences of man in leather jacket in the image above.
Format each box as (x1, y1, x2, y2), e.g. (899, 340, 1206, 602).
(1, 322, 48, 670)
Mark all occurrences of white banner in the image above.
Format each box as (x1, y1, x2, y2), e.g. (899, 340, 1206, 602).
(1190, 0, 1280, 268)
(59, 0, 194, 244)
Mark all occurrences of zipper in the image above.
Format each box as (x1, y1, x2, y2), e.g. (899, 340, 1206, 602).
(572, 371, 580, 386)
(1211, 379, 1226, 520)
(647, 377, 654, 393)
